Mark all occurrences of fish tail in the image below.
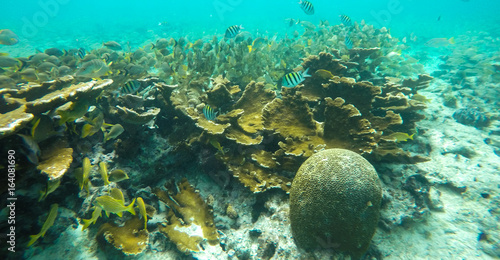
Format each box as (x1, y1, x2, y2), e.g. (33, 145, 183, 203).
(448, 37, 455, 44)
(409, 133, 415, 140)
(82, 219, 92, 231)
(27, 234, 40, 247)
(127, 198, 137, 215)
(38, 190, 46, 202)
(303, 67, 311, 78)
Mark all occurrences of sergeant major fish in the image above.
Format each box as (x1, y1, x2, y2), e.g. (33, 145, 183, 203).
(282, 68, 311, 88)
(299, 0, 314, 15)
(121, 80, 141, 94)
(345, 35, 353, 49)
(225, 25, 243, 38)
(203, 104, 218, 121)
(340, 14, 352, 27)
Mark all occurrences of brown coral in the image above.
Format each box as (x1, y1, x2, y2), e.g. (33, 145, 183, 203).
(0, 78, 111, 139)
(155, 178, 218, 254)
(98, 217, 149, 256)
(36, 139, 73, 180)
(0, 106, 34, 139)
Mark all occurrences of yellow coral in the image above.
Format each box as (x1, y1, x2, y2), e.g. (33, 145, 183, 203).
(98, 217, 149, 255)
(36, 139, 73, 180)
(155, 178, 218, 254)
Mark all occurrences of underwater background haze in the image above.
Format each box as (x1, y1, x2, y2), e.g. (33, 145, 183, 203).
(1, 0, 500, 54)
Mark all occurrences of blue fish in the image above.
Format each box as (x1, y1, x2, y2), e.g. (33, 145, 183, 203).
(345, 36, 353, 49)
(203, 105, 218, 121)
(299, 0, 314, 15)
(225, 25, 243, 38)
(340, 15, 352, 27)
(282, 68, 311, 88)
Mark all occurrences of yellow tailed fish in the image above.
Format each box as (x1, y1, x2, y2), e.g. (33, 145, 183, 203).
(38, 179, 61, 202)
(27, 204, 58, 247)
(412, 94, 431, 103)
(81, 206, 102, 231)
(31, 115, 60, 142)
(76, 158, 91, 192)
(108, 169, 129, 183)
(210, 139, 224, 155)
(386, 132, 414, 142)
(103, 124, 124, 143)
(56, 100, 89, 125)
(95, 195, 135, 218)
(315, 69, 334, 80)
(110, 187, 125, 203)
(137, 197, 148, 230)
(99, 161, 110, 186)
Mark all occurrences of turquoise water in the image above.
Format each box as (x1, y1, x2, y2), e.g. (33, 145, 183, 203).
(2, 0, 500, 55)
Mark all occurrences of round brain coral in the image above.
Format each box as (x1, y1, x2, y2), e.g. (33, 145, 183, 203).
(289, 148, 382, 258)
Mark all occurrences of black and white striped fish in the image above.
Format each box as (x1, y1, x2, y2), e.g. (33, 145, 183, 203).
(225, 25, 243, 38)
(282, 68, 311, 88)
(340, 14, 352, 27)
(299, 0, 314, 15)
(121, 80, 141, 94)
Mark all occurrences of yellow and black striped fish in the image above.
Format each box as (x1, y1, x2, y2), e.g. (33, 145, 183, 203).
(299, 0, 314, 15)
(282, 68, 311, 88)
(203, 104, 218, 121)
(225, 25, 243, 38)
(340, 14, 352, 27)
(77, 48, 86, 59)
(121, 80, 141, 94)
(345, 35, 353, 49)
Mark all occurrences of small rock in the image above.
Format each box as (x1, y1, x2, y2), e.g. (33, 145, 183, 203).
(226, 203, 239, 219)
(453, 107, 490, 128)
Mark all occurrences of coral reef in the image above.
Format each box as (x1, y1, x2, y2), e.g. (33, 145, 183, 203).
(36, 139, 73, 180)
(98, 217, 149, 256)
(0, 19, 437, 259)
(154, 178, 219, 254)
(289, 149, 382, 258)
(0, 78, 112, 138)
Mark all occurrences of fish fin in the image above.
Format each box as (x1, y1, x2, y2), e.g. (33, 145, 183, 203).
(127, 198, 137, 215)
(302, 67, 311, 77)
(15, 59, 27, 72)
(81, 124, 93, 138)
(38, 190, 46, 202)
(82, 218, 92, 230)
(27, 234, 40, 247)
(31, 118, 41, 138)
(448, 37, 455, 44)
(105, 210, 110, 218)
